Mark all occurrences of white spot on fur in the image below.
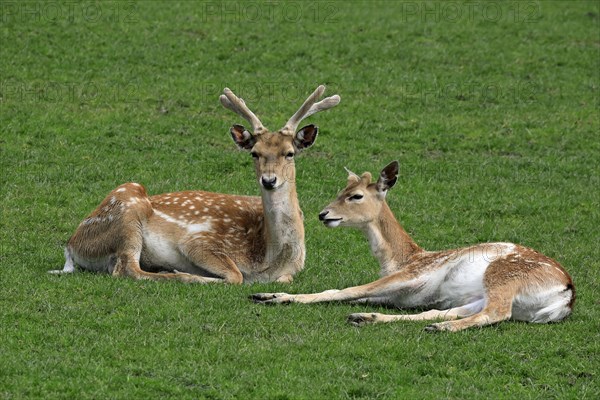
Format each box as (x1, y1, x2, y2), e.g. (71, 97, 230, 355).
(154, 209, 188, 229)
(187, 221, 213, 235)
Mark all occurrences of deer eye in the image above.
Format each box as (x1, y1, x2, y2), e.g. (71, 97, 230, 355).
(250, 152, 259, 159)
(349, 194, 364, 201)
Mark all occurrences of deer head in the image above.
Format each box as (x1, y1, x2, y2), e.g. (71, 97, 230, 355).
(319, 161, 399, 227)
(220, 85, 340, 191)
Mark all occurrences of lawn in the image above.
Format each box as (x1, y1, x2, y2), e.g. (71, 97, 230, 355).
(1, 1, 599, 399)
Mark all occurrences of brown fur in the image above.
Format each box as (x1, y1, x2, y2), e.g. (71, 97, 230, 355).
(253, 161, 575, 331)
(54, 86, 340, 284)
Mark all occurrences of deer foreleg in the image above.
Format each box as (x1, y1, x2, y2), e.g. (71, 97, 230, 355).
(178, 243, 244, 284)
(252, 271, 420, 304)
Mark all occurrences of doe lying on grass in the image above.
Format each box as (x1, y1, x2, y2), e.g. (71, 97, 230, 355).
(49, 85, 340, 284)
(252, 161, 575, 331)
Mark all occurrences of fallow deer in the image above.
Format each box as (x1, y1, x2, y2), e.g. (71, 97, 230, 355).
(252, 161, 575, 331)
(49, 85, 340, 284)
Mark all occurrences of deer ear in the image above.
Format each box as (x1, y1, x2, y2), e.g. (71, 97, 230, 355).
(376, 161, 399, 193)
(294, 124, 318, 150)
(360, 172, 373, 184)
(230, 124, 255, 150)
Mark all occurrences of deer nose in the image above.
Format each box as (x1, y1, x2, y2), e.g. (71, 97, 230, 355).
(318, 210, 329, 221)
(261, 176, 277, 190)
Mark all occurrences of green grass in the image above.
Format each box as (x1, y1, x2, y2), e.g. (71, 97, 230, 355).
(1, 1, 599, 398)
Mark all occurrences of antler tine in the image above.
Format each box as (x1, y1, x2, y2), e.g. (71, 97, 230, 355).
(281, 85, 341, 135)
(220, 88, 266, 134)
(344, 166, 359, 178)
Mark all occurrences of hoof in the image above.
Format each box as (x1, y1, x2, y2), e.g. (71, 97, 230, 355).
(250, 293, 276, 302)
(186, 274, 211, 284)
(425, 322, 453, 332)
(347, 313, 378, 326)
(250, 293, 290, 304)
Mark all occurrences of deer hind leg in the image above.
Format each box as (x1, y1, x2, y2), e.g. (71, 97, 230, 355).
(348, 298, 485, 326)
(62, 183, 211, 283)
(111, 209, 216, 284)
(57, 182, 150, 276)
(425, 286, 517, 332)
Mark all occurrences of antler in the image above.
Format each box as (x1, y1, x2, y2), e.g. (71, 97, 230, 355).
(281, 85, 341, 136)
(344, 166, 361, 182)
(220, 88, 266, 134)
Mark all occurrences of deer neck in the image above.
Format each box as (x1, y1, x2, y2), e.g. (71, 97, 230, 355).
(260, 182, 304, 251)
(361, 203, 422, 276)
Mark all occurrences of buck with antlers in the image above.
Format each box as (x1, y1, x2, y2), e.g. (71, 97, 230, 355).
(50, 85, 340, 283)
(253, 161, 575, 331)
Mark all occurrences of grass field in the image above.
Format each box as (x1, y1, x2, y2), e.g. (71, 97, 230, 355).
(1, 1, 599, 398)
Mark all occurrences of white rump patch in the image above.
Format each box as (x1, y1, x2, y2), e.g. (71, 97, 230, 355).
(512, 285, 573, 323)
(48, 248, 77, 274)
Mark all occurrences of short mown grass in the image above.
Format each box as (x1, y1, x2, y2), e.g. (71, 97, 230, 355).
(1, 1, 598, 399)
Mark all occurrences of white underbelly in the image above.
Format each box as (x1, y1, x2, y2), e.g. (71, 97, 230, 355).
(434, 243, 516, 308)
(141, 229, 194, 270)
(435, 267, 487, 308)
(398, 251, 500, 309)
